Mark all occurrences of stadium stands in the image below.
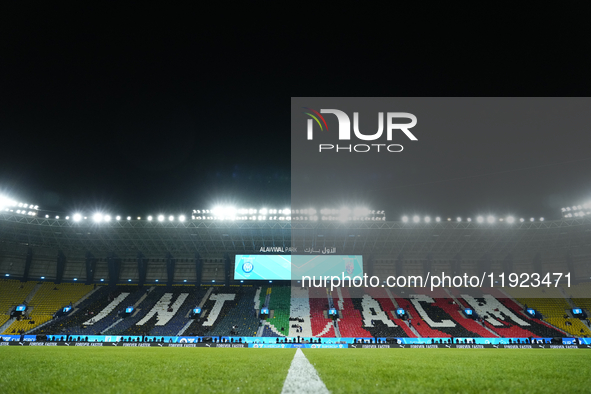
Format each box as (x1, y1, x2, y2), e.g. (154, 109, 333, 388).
(0, 280, 37, 314)
(151, 286, 208, 336)
(3, 280, 589, 339)
(333, 288, 372, 337)
(113, 287, 180, 336)
(502, 286, 588, 336)
(264, 286, 291, 337)
(308, 287, 335, 337)
(0, 314, 10, 328)
(184, 286, 259, 337)
(66, 286, 147, 335)
(2, 281, 93, 334)
(208, 286, 259, 337)
(35, 286, 111, 335)
(567, 282, 591, 316)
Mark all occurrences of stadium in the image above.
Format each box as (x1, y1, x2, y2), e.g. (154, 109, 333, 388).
(1, 196, 591, 392)
(2, 15, 591, 391)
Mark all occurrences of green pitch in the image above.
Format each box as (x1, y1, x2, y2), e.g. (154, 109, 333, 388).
(1, 348, 590, 393)
(304, 349, 591, 393)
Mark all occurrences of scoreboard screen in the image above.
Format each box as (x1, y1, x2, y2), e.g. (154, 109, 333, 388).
(234, 255, 291, 280)
(234, 255, 364, 280)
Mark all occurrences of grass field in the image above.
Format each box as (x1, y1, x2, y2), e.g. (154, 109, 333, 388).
(1, 348, 590, 393)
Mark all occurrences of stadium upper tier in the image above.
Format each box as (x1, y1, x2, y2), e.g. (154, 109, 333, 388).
(1, 212, 591, 259)
(1, 212, 591, 283)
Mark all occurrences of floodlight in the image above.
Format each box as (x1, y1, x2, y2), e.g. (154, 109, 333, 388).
(283, 208, 291, 215)
(93, 213, 103, 222)
(45, 215, 49, 218)
(540, 217, 544, 221)
(435, 217, 441, 222)
(116, 216, 121, 220)
(127, 216, 131, 220)
(73, 213, 82, 222)
(73, 278, 77, 281)
(530, 218, 534, 222)
(456, 217, 462, 222)
(169, 215, 174, 221)
(467, 218, 472, 222)
(259, 208, 268, 215)
(147, 216, 153, 221)
(402, 216, 409, 223)
(224, 207, 236, 217)
(158, 215, 164, 222)
(506, 216, 515, 223)
(104, 215, 111, 222)
(520, 218, 524, 222)
(487, 216, 495, 223)
(413, 215, 420, 223)
(179, 215, 185, 222)
(424, 216, 431, 223)
(477, 216, 484, 223)
(55, 216, 59, 219)
(65, 216, 69, 220)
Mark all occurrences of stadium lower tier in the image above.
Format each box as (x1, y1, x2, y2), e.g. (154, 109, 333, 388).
(1, 280, 589, 339)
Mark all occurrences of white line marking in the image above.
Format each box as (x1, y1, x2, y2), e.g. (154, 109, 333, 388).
(281, 348, 329, 394)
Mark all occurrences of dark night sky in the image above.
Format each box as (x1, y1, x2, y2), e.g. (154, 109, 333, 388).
(1, 8, 590, 220)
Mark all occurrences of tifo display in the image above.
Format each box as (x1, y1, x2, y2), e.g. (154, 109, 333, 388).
(1, 279, 589, 343)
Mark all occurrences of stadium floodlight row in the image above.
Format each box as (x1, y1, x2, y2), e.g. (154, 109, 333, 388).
(192, 207, 386, 222)
(0, 194, 39, 216)
(561, 201, 591, 218)
(0, 192, 573, 223)
(402, 215, 545, 223)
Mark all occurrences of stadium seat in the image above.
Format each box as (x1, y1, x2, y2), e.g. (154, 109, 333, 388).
(2, 282, 93, 334)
